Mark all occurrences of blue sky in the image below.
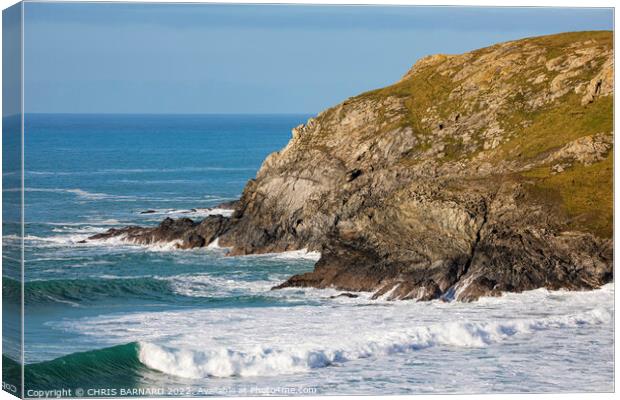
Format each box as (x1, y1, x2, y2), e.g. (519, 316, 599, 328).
(23, 3, 613, 114)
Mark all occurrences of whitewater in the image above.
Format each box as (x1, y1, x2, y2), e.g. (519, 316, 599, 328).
(7, 114, 613, 395)
(60, 285, 614, 380)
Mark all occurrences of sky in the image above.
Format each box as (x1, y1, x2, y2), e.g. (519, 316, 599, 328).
(23, 3, 613, 114)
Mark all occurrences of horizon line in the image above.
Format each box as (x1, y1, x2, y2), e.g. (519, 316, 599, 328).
(26, 112, 316, 115)
(7, 112, 316, 118)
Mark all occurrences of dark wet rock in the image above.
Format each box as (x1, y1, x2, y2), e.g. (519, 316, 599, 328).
(140, 210, 157, 214)
(330, 292, 359, 299)
(196, 215, 231, 245)
(180, 233, 206, 249)
(216, 200, 240, 210)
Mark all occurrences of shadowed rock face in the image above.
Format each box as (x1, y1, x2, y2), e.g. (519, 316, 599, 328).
(89, 31, 613, 301)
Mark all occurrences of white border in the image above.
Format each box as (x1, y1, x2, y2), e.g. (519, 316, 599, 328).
(0, 2, 617, 400)
(19, 2, 24, 398)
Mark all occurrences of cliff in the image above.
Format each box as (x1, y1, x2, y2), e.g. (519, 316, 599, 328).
(92, 31, 614, 301)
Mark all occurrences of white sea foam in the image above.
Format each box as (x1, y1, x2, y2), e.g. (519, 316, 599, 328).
(53, 284, 614, 379)
(199, 208, 234, 217)
(51, 226, 112, 234)
(139, 207, 234, 218)
(45, 219, 123, 227)
(65, 189, 138, 201)
(12, 187, 141, 201)
(160, 274, 276, 298)
(91, 234, 185, 252)
(14, 231, 175, 252)
(238, 248, 321, 261)
(20, 234, 94, 246)
(17, 186, 227, 204)
(206, 237, 222, 249)
(21, 230, 206, 253)
(273, 249, 321, 261)
(136, 306, 612, 378)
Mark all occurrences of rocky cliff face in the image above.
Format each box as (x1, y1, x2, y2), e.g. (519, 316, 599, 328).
(92, 31, 614, 301)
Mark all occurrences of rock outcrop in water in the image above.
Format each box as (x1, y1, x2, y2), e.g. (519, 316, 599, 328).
(90, 31, 613, 301)
(90, 216, 231, 249)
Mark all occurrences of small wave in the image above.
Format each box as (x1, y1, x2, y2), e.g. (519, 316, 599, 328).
(65, 189, 138, 201)
(273, 249, 321, 261)
(51, 226, 111, 234)
(91, 234, 187, 252)
(161, 274, 275, 298)
(138, 207, 233, 218)
(4, 272, 282, 306)
(136, 305, 612, 379)
(45, 219, 123, 227)
(3, 277, 173, 305)
(14, 231, 185, 252)
(26, 166, 256, 176)
(17, 187, 140, 201)
(22, 234, 96, 247)
(238, 248, 321, 261)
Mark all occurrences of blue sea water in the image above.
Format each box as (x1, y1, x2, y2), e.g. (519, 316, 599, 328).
(3, 114, 614, 396)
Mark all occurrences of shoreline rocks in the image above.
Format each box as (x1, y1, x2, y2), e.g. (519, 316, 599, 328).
(90, 216, 231, 250)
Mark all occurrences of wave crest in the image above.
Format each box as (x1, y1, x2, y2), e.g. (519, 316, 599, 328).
(136, 306, 612, 379)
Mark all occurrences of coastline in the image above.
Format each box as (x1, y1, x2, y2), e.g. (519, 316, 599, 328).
(85, 31, 614, 302)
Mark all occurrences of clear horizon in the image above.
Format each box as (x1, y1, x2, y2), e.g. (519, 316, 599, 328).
(24, 3, 613, 115)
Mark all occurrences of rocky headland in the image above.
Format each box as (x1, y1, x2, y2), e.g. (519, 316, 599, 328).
(90, 31, 613, 301)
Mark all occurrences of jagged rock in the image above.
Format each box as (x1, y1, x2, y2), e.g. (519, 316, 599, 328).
(581, 56, 613, 105)
(552, 164, 565, 174)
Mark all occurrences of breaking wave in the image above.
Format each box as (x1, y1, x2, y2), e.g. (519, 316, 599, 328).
(137, 207, 234, 218)
(30, 297, 612, 383)
(138, 306, 612, 378)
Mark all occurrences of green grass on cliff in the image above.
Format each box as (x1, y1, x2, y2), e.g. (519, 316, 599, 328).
(530, 30, 613, 59)
(503, 90, 612, 239)
(499, 94, 612, 161)
(522, 152, 613, 238)
(356, 55, 458, 137)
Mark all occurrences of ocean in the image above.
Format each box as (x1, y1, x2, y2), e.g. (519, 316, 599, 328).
(3, 114, 614, 396)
